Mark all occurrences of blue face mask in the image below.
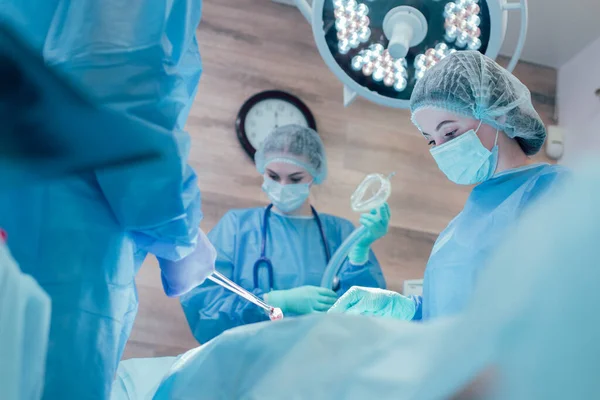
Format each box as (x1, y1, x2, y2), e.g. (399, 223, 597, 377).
(430, 124, 499, 185)
(262, 177, 311, 213)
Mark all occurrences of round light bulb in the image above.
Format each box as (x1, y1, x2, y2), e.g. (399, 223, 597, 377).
(468, 15, 481, 27)
(395, 69, 408, 80)
(333, 0, 345, 9)
(456, 32, 469, 47)
(445, 25, 458, 41)
(383, 74, 395, 87)
(414, 54, 426, 69)
(356, 3, 369, 16)
(373, 67, 385, 82)
(335, 17, 348, 30)
(362, 62, 374, 76)
(358, 26, 371, 42)
(467, 3, 480, 15)
(394, 76, 407, 91)
(444, 2, 456, 18)
(359, 16, 370, 29)
(470, 26, 481, 38)
(446, 14, 458, 28)
(351, 55, 364, 71)
(370, 43, 384, 54)
(394, 58, 407, 70)
(435, 42, 449, 52)
(467, 37, 482, 50)
(339, 39, 351, 54)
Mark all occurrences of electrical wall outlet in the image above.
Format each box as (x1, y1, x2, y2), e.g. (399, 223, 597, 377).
(546, 125, 565, 160)
(403, 279, 423, 296)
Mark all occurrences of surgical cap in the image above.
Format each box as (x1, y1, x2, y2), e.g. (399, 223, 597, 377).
(255, 124, 328, 184)
(410, 51, 546, 156)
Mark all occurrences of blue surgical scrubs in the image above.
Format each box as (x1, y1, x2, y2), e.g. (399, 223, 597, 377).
(180, 208, 387, 343)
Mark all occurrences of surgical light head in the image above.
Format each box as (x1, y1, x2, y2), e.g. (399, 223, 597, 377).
(306, 0, 529, 108)
(255, 124, 328, 184)
(410, 50, 546, 156)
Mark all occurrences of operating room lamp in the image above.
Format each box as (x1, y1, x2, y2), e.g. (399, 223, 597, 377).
(288, 0, 529, 108)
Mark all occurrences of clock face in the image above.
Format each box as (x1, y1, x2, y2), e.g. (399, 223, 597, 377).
(243, 98, 310, 150)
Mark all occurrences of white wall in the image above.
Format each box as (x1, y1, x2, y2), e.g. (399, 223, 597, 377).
(557, 36, 600, 165)
(500, 0, 600, 68)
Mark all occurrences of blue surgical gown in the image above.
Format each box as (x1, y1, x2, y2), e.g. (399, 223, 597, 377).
(413, 163, 568, 321)
(0, 1, 204, 398)
(180, 208, 387, 343)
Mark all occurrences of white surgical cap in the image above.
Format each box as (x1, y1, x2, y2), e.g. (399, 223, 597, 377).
(410, 51, 546, 156)
(255, 124, 328, 184)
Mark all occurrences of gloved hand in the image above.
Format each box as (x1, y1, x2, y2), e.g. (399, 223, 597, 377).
(158, 230, 217, 297)
(328, 286, 416, 320)
(348, 203, 391, 265)
(265, 286, 338, 315)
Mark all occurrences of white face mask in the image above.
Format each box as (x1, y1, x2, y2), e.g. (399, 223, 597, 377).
(262, 177, 311, 213)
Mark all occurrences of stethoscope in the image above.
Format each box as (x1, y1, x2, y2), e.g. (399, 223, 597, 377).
(253, 204, 334, 291)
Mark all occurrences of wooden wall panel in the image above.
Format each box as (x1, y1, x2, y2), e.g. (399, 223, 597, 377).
(124, 0, 557, 359)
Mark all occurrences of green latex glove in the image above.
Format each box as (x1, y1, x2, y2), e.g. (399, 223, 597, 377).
(328, 286, 416, 320)
(265, 286, 338, 315)
(348, 203, 391, 265)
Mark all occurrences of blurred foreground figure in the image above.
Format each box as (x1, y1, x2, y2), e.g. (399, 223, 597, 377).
(0, 1, 214, 398)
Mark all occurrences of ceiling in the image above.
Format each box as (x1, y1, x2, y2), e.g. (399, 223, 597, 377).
(499, 0, 600, 68)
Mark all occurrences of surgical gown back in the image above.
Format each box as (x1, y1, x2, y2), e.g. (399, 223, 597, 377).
(180, 208, 386, 343)
(0, 1, 204, 398)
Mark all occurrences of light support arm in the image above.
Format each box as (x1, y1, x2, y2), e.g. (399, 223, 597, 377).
(504, 0, 528, 72)
(294, 0, 313, 25)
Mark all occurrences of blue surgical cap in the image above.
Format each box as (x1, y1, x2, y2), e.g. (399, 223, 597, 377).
(255, 124, 328, 184)
(410, 51, 546, 156)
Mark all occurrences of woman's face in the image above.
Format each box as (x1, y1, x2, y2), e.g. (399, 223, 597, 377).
(264, 161, 312, 185)
(412, 108, 498, 150)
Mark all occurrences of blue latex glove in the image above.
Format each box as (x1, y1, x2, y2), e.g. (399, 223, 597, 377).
(265, 286, 338, 315)
(328, 286, 416, 320)
(348, 203, 391, 265)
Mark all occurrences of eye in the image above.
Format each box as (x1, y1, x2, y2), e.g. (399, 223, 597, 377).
(428, 140, 435, 146)
(445, 129, 458, 138)
(268, 173, 280, 182)
(290, 177, 303, 184)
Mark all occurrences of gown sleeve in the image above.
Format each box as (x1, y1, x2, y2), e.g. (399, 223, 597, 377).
(179, 211, 269, 344)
